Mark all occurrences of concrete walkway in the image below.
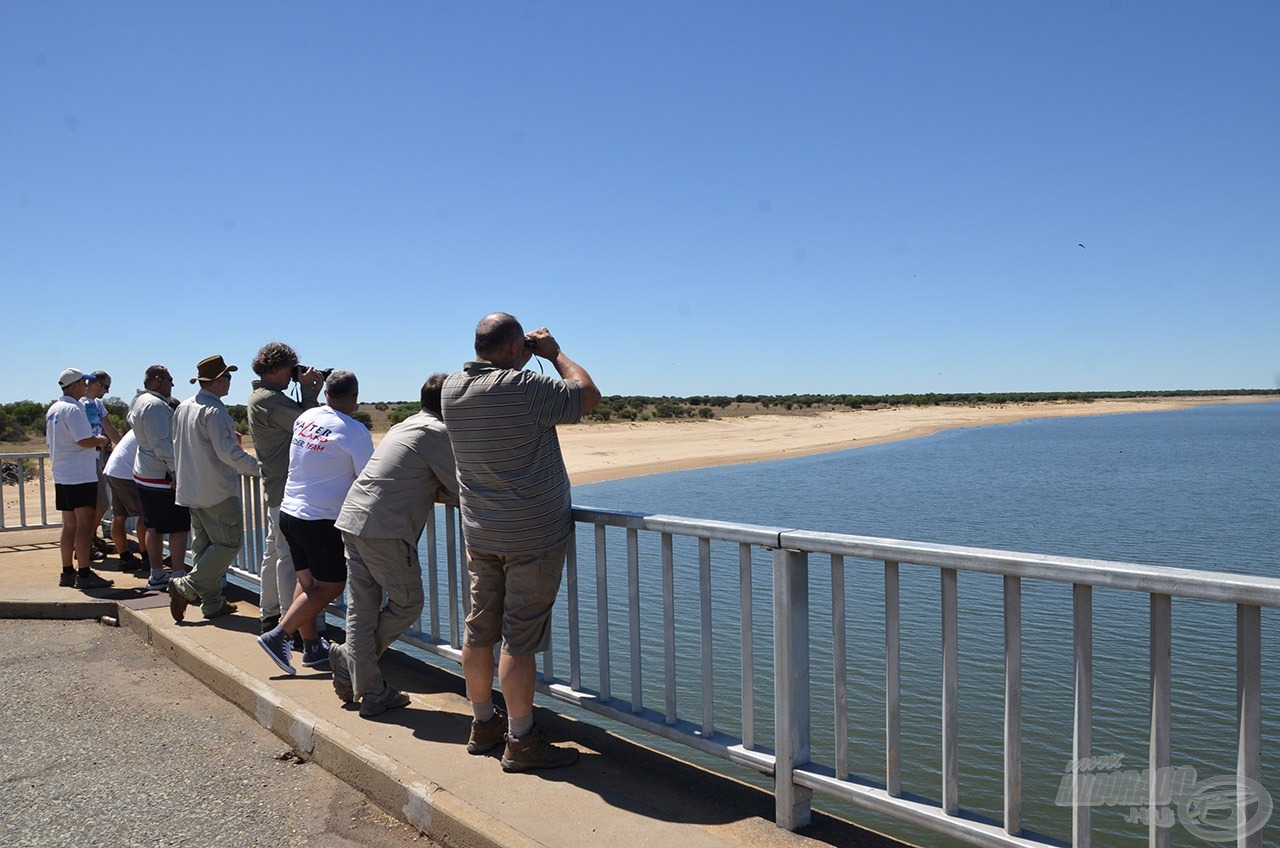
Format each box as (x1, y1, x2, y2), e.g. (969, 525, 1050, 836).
(0, 528, 907, 848)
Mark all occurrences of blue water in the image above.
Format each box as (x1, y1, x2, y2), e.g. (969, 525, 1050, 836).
(571, 402, 1280, 847)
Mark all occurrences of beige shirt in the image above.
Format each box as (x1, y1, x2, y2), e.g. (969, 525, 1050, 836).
(173, 387, 262, 509)
(335, 411, 459, 542)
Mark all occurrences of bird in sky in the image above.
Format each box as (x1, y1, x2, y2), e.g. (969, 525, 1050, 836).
(1078, 243, 1086, 249)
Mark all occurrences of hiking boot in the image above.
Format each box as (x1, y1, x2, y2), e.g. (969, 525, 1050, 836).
(467, 706, 508, 755)
(329, 643, 354, 704)
(260, 614, 280, 635)
(500, 724, 580, 772)
(58, 569, 76, 587)
(167, 582, 190, 622)
(359, 685, 410, 719)
(301, 637, 331, 669)
(257, 629, 296, 675)
(75, 569, 115, 590)
(206, 601, 238, 619)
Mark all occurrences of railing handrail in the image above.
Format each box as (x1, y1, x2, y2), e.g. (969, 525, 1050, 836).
(575, 505, 1280, 608)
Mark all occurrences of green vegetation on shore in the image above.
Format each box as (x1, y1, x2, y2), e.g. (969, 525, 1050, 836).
(3, 389, 1277, 442)
(583, 389, 1280, 422)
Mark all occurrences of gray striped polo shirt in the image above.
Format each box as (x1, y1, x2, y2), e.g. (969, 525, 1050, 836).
(441, 360, 584, 555)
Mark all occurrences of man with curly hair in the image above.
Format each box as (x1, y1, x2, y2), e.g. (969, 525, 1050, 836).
(247, 342, 324, 634)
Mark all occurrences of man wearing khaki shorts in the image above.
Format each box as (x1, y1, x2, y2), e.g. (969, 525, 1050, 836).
(441, 313, 600, 771)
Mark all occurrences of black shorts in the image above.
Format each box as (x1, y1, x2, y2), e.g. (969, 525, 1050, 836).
(55, 482, 98, 512)
(137, 486, 192, 534)
(278, 512, 347, 583)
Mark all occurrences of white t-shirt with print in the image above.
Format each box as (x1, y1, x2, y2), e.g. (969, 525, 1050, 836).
(280, 406, 373, 522)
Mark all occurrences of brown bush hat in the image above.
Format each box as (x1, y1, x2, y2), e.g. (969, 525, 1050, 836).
(190, 355, 239, 384)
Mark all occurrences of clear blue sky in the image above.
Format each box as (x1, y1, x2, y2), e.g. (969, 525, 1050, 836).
(4, 2, 1278, 404)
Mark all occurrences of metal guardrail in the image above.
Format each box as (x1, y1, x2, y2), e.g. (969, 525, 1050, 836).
(19, 455, 1269, 847)
(222, 478, 1277, 848)
(0, 452, 54, 529)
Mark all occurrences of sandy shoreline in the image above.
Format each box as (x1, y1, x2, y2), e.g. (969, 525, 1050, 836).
(3, 397, 1271, 518)
(558, 397, 1269, 485)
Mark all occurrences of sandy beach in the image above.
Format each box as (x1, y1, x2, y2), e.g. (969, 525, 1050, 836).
(2, 397, 1268, 520)
(557, 397, 1266, 484)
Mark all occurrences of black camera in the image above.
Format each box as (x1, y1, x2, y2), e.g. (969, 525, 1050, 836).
(524, 337, 538, 351)
(294, 365, 335, 381)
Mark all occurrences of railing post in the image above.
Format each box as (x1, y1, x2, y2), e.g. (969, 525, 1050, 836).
(773, 547, 812, 830)
(1237, 603, 1263, 848)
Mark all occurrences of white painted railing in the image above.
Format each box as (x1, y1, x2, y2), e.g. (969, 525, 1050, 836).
(220, 484, 1279, 847)
(0, 452, 55, 529)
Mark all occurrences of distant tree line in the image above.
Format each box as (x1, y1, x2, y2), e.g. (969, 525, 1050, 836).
(3, 389, 1278, 440)
(0, 398, 367, 442)
(583, 389, 1280, 422)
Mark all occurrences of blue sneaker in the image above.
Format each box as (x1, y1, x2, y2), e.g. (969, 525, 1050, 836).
(301, 636, 331, 669)
(256, 628, 296, 675)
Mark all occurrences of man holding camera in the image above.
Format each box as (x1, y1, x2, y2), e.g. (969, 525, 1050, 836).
(247, 342, 324, 634)
(442, 312, 600, 771)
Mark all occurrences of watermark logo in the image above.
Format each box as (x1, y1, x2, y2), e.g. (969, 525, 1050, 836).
(1055, 754, 1272, 843)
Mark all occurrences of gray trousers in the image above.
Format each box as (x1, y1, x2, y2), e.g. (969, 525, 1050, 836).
(257, 505, 297, 619)
(174, 496, 242, 617)
(342, 533, 424, 698)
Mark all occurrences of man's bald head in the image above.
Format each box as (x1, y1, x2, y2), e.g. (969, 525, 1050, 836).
(475, 312, 525, 358)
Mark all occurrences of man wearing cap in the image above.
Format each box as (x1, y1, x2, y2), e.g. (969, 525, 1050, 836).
(46, 368, 114, 590)
(168, 355, 262, 621)
(130, 365, 188, 593)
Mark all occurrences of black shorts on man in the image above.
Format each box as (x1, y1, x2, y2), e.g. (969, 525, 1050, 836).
(54, 481, 97, 512)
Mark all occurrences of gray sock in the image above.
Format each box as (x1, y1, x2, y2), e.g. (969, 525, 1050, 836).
(508, 714, 533, 740)
(471, 700, 495, 723)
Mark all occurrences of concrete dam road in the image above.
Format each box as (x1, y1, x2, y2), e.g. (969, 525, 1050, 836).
(0, 619, 438, 848)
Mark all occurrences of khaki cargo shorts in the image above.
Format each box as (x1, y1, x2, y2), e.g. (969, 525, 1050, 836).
(463, 542, 568, 656)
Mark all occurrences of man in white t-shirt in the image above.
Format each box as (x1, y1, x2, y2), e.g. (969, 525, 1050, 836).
(103, 428, 148, 570)
(46, 367, 114, 590)
(257, 370, 373, 675)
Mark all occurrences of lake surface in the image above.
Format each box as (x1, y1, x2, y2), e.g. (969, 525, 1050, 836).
(569, 401, 1280, 847)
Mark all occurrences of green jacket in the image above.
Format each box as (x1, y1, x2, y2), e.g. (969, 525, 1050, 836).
(247, 380, 319, 506)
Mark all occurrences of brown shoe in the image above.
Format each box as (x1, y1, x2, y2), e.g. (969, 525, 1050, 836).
(206, 601, 238, 619)
(500, 724, 579, 772)
(467, 706, 507, 755)
(168, 583, 189, 623)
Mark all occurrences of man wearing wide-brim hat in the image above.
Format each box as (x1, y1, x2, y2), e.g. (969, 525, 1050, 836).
(168, 355, 263, 621)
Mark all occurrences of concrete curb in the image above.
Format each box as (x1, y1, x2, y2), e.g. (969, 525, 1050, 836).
(115, 600, 542, 848)
(0, 599, 115, 619)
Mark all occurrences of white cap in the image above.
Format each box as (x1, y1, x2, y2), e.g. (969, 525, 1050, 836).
(58, 367, 86, 388)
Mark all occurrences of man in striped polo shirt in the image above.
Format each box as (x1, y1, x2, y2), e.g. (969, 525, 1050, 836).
(442, 312, 600, 771)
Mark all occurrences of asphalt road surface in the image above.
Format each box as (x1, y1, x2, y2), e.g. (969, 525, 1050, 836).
(0, 618, 437, 848)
